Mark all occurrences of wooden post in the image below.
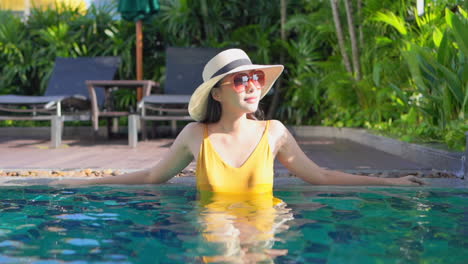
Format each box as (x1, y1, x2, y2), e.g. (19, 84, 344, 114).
(136, 20, 143, 101)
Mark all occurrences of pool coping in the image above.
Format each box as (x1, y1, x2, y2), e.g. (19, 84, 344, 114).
(1, 164, 460, 189)
(289, 126, 467, 178)
(0, 168, 457, 181)
(1, 175, 467, 189)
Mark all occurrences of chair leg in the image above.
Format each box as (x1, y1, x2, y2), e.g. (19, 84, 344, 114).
(128, 114, 138, 148)
(51, 115, 63, 148)
(141, 119, 147, 141)
(106, 117, 112, 138)
(151, 122, 157, 138)
(112, 117, 119, 134)
(171, 120, 177, 136)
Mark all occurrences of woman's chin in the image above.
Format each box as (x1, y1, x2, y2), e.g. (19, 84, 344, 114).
(242, 104, 259, 113)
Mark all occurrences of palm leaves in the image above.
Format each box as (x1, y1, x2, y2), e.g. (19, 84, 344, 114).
(395, 7, 467, 125)
(0, 10, 39, 95)
(374, 5, 467, 150)
(374, 11, 408, 35)
(0, 3, 137, 96)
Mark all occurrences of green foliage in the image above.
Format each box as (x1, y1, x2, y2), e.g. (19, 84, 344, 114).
(279, 0, 466, 151)
(0, 3, 131, 96)
(369, 118, 467, 152)
(394, 7, 468, 128)
(0, 11, 36, 95)
(0, 0, 466, 151)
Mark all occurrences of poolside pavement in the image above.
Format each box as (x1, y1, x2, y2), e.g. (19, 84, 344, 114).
(0, 135, 429, 173)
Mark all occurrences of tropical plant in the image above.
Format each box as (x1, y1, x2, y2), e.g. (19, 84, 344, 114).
(0, 10, 31, 95)
(376, 6, 467, 126)
(0, 0, 466, 150)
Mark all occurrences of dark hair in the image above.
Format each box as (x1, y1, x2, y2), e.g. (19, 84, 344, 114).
(200, 92, 223, 123)
(200, 86, 264, 123)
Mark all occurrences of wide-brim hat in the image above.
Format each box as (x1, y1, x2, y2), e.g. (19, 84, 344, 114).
(188, 49, 284, 121)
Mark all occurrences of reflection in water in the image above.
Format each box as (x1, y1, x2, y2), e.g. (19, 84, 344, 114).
(197, 191, 294, 263)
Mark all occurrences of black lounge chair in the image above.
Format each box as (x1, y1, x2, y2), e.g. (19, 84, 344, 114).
(138, 47, 220, 139)
(0, 57, 121, 147)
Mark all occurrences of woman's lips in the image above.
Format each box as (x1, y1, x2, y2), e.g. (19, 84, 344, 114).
(244, 97, 258, 103)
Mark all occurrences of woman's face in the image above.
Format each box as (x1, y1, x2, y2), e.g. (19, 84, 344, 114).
(213, 70, 264, 114)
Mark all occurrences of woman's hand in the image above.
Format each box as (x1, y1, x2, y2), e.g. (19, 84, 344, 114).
(387, 176, 426, 186)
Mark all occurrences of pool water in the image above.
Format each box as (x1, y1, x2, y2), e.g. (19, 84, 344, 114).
(0, 181, 467, 263)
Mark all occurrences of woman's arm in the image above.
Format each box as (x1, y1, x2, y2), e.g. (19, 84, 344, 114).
(273, 121, 424, 186)
(51, 123, 198, 186)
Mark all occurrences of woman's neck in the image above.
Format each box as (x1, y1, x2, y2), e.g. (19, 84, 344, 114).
(216, 112, 250, 134)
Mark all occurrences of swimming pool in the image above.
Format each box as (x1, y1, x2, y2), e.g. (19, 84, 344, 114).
(0, 178, 466, 263)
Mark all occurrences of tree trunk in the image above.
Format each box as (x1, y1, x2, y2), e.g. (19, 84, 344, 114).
(330, 0, 353, 75)
(357, 0, 363, 50)
(344, 0, 361, 80)
(200, 0, 211, 40)
(266, 0, 287, 119)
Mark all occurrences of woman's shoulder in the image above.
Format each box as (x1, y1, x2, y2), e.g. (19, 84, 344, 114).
(177, 122, 205, 141)
(264, 120, 289, 153)
(265, 119, 288, 140)
(266, 119, 287, 132)
(181, 122, 205, 134)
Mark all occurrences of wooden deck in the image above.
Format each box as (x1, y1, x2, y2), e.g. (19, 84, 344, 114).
(0, 134, 427, 172)
(0, 136, 179, 170)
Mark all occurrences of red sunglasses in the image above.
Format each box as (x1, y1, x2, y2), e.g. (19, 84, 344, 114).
(219, 70, 266, 93)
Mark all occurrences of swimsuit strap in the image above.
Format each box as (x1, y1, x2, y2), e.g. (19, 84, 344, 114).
(204, 124, 209, 139)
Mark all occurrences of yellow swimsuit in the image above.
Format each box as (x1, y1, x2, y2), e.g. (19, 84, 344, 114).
(196, 120, 274, 194)
(195, 121, 289, 262)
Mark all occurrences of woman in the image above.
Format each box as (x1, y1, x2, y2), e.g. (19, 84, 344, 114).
(52, 48, 424, 188)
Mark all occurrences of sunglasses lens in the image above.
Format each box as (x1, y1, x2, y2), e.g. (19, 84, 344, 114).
(233, 73, 249, 92)
(230, 71, 266, 93)
(252, 71, 265, 87)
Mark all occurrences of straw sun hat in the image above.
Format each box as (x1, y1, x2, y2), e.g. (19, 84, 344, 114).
(188, 49, 284, 121)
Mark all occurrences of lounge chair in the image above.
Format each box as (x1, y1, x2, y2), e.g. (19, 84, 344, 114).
(0, 57, 121, 148)
(138, 47, 220, 139)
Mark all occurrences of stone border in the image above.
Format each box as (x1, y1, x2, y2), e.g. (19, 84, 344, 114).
(0, 168, 457, 179)
(290, 126, 467, 178)
(0, 169, 458, 187)
(1, 176, 466, 188)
